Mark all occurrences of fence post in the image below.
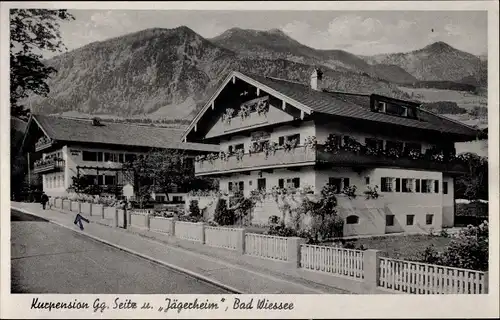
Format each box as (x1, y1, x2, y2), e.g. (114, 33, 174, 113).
(198, 222, 205, 244)
(113, 208, 119, 228)
(363, 249, 381, 293)
(287, 237, 306, 268)
(78, 202, 82, 214)
(236, 228, 246, 254)
(483, 271, 489, 294)
(101, 206, 105, 219)
(170, 219, 176, 236)
(144, 213, 150, 231)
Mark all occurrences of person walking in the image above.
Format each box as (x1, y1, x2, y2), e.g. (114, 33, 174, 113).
(40, 192, 49, 210)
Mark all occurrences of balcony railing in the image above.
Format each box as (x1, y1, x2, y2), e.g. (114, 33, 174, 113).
(195, 145, 316, 175)
(33, 158, 65, 174)
(195, 143, 468, 175)
(315, 145, 467, 173)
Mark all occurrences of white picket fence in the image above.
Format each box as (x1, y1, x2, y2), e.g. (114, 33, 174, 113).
(204, 226, 241, 250)
(244, 233, 288, 261)
(175, 221, 203, 242)
(300, 244, 364, 279)
(379, 257, 488, 294)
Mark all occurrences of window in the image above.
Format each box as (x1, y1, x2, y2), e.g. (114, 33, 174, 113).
(228, 145, 234, 154)
(405, 142, 422, 154)
(386, 215, 395, 226)
(104, 175, 116, 185)
(118, 154, 124, 163)
(82, 151, 97, 162)
(381, 177, 394, 192)
(97, 175, 104, 185)
(278, 178, 284, 188)
(434, 180, 440, 193)
(346, 215, 359, 224)
(279, 134, 300, 147)
(156, 195, 165, 202)
(421, 179, 433, 193)
(329, 177, 343, 194)
(426, 214, 434, 225)
(235, 144, 244, 151)
(125, 154, 136, 163)
(443, 181, 449, 195)
(228, 182, 233, 192)
(238, 181, 244, 192)
(385, 103, 408, 117)
(406, 215, 415, 226)
(373, 101, 386, 112)
(286, 177, 300, 189)
(365, 138, 384, 150)
(415, 179, 421, 193)
(97, 152, 103, 162)
(257, 178, 266, 190)
(365, 177, 370, 185)
(402, 178, 414, 193)
(395, 178, 401, 192)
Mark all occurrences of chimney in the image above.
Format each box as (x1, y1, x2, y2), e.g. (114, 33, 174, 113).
(310, 68, 323, 91)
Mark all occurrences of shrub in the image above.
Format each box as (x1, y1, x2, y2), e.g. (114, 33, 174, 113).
(189, 200, 201, 217)
(213, 198, 234, 226)
(419, 222, 489, 271)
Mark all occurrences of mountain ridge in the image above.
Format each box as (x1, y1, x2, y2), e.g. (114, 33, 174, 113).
(23, 26, 487, 120)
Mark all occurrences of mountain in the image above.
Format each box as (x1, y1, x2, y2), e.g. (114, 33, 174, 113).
(24, 26, 409, 118)
(210, 28, 417, 84)
(363, 41, 486, 85)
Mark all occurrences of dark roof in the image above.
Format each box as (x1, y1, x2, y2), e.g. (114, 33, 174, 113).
(32, 114, 220, 152)
(239, 72, 480, 138)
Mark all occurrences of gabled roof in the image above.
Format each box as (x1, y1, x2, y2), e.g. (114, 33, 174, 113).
(183, 70, 481, 140)
(27, 114, 220, 152)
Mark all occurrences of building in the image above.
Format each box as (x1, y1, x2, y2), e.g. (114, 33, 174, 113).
(20, 115, 219, 202)
(182, 69, 483, 236)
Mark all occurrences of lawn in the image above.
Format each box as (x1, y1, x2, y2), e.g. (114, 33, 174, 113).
(327, 234, 454, 261)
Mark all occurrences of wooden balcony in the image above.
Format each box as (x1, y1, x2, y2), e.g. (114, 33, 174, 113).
(195, 144, 468, 175)
(195, 146, 316, 175)
(33, 159, 65, 174)
(35, 140, 53, 152)
(315, 147, 468, 174)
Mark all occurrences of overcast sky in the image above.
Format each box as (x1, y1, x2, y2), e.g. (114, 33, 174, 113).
(53, 10, 487, 58)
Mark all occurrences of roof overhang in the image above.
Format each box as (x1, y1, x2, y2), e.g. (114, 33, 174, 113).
(20, 114, 54, 152)
(181, 71, 314, 142)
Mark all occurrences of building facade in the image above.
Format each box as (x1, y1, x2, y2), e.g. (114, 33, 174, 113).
(182, 70, 482, 236)
(21, 115, 219, 201)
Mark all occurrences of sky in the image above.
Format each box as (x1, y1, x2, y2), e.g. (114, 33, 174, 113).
(52, 10, 488, 58)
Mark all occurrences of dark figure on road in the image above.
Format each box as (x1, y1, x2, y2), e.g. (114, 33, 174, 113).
(74, 213, 90, 231)
(40, 192, 49, 210)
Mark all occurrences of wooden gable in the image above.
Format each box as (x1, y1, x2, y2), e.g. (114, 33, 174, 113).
(183, 71, 312, 143)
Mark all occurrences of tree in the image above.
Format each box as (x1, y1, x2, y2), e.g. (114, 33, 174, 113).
(123, 149, 196, 207)
(10, 9, 74, 118)
(455, 152, 488, 201)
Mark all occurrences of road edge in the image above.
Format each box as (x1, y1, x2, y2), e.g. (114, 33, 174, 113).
(11, 207, 243, 294)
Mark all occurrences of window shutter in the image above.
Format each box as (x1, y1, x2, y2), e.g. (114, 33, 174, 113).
(344, 178, 350, 188)
(434, 180, 439, 193)
(415, 179, 421, 193)
(395, 178, 401, 192)
(293, 177, 300, 188)
(278, 179, 284, 188)
(278, 136, 285, 146)
(381, 177, 387, 192)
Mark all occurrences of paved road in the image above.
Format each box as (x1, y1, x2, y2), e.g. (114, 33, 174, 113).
(11, 209, 230, 294)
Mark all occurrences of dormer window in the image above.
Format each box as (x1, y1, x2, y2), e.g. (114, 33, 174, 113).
(371, 96, 419, 119)
(385, 102, 408, 117)
(374, 101, 386, 113)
